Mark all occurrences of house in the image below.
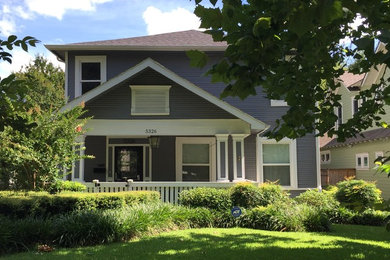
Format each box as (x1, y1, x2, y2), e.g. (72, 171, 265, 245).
(321, 43, 390, 199)
(46, 30, 320, 195)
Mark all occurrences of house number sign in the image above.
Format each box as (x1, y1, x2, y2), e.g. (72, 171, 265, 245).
(145, 129, 157, 134)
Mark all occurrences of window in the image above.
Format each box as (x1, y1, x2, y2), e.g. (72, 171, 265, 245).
(130, 85, 171, 115)
(270, 99, 288, 107)
(75, 56, 106, 96)
(375, 151, 383, 160)
(258, 138, 297, 188)
(356, 153, 369, 170)
(176, 137, 216, 182)
(320, 150, 331, 164)
(335, 104, 343, 129)
(352, 97, 363, 116)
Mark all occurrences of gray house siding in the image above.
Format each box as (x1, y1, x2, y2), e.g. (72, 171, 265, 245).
(151, 136, 176, 181)
(297, 133, 318, 188)
(84, 136, 106, 182)
(83, 68, 237, 120)
(244, 134, 257, 181)
(68, 50, 318, 188)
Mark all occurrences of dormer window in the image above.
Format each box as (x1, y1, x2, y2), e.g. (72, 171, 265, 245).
(75, 56, 106, 97)
(130, 85, 171, 115)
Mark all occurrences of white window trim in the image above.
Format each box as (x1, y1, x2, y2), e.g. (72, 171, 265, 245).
(232, 134, 248, 181)
(175, 137, 216, 182)
(270, 99, 288, 107)
(375, 151, 383, 161)
(72, 135, 86, 182)
(257, 137, 298, 189)
(334, 102, 343, 130)
(351, 96, 363, 116)
(130, 85, 171, 115)
(216, 134, 229, 182)
(75, 56, 107, 97)
(320, 150, 331, 164)
(356, 153, 369, 170)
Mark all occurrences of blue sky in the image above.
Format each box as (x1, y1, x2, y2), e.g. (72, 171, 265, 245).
(0, 0, 203, 77)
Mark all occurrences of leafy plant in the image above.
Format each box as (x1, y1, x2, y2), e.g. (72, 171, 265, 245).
(335, 179, 382, 211)
(179, 187, 232, 211)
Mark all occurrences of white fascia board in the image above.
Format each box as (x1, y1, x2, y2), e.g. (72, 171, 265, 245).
(61, 58, 268, 132)
(85, 119, 250, 136)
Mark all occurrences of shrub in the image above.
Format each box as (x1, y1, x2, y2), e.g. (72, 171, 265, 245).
(171, 207, 214, 228)
(179, 187, 232, 211)
(238, 201, 330, 232)
(0, 191, 160, 218)
(230, 182, 289, 209)
(295, 189, 340, 220)
(350, 209, 390, 226)
(47, 180, 86, 194)
(335, 179, 382, 211)
(331, 206, 356, 224)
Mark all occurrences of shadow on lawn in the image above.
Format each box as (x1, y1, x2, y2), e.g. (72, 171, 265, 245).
(37, 227, 390, 260)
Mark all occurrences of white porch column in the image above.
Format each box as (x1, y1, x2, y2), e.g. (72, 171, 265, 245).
(216, 134, 229, 182)
(232, 134, 248, 182)
(72, 135, 85, 182)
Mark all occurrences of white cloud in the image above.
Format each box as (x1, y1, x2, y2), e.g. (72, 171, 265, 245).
(143, 6, 201, 35)
(25, 0, 112, 20)
(0, 49, 34, 78)
(0, 17, 16, 36)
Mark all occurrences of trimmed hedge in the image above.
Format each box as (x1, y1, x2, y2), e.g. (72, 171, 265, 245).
(0, 191, 160, 218)
(179, 187, 232, 211)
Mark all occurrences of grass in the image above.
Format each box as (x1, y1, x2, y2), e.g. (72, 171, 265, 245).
(2, 225, 390, 260)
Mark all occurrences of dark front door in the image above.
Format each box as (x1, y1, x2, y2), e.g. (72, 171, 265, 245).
(114, 146, 143, 181)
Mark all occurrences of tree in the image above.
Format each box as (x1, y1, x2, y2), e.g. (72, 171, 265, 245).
(0, 36, 89, 190)
(14, 55, 65, 111)
(189, 0, 390, 142)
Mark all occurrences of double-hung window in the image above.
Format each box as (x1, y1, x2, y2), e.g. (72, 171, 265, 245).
(75, 56, 106, 96)
(352, 97, 363, 116)
(258, 137, 297, 188)
(335, 103, 343, 129)
(320, 150, 331, 164)
(356, 153, 369, 170)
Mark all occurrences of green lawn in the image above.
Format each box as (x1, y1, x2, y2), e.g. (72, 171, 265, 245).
(3, 225, 390, 260)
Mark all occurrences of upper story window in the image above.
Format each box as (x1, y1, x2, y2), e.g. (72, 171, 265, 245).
(270, 99, 288, 107)
(130, 85, 171, 115)
(352, 96, 363, 116)
(75, 56, 106, 97)
(335, 103, 343, 129)
(356, 153, 369, 170)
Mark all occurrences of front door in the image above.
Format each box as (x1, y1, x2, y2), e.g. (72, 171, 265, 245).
(114, 146, 143, 181)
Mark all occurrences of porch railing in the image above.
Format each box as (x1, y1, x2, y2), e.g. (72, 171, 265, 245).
(84, 181, 237, 204)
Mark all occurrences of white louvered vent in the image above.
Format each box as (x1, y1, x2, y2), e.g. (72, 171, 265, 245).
(130, 85, 171, 115)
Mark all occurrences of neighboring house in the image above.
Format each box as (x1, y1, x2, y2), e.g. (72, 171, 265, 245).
(46, 30, 320, 194)
(321, 43, 390, 199)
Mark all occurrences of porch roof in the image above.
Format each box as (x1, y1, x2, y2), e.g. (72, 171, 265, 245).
(61, 58, 268, 133)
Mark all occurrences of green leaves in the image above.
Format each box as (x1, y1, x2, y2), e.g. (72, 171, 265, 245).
(253, 17, 271, 37)
(186, 50, 209, 68)
(0, 35, 40, 64)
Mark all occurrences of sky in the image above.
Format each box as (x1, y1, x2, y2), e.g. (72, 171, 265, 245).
(0, 0, 203, 78)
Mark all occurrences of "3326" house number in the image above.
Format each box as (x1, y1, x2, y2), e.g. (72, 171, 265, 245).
(145, 129, 157, 134)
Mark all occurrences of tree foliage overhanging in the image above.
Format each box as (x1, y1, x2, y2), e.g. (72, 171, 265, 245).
(189, 0, 390, 142)
(0, 36, 89, 190)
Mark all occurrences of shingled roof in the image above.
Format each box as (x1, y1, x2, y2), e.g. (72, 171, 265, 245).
(338, 72, 365, 90)
(46, 30, 227, 60)
(321, 128, 390, 150)
(70, 30, 227, 47)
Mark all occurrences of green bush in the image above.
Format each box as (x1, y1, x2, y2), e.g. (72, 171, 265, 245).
(295, 189, 340, 220)
(335, 179, 382, 211)
(230, 182, 288, 209)
(47, 180, 86, 194)
(238, 201, 330, 232)
(0, 203, 217, 255)
(179, 187, 232, 211)
(0, 191, 160, 218)
(350, 209, 390, 226)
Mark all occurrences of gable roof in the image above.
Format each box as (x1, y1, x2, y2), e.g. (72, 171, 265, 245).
(321, 128, 390, 149)
(61, 58, 268, 132)
(46, 30, 227, 60)
(338, 72, 365, 89)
